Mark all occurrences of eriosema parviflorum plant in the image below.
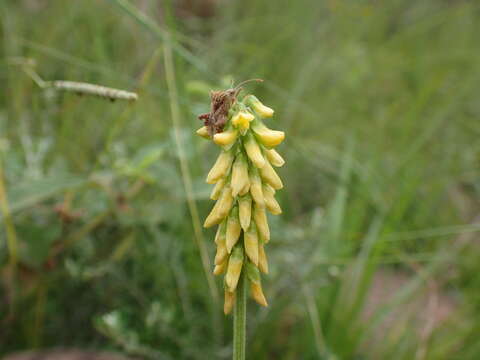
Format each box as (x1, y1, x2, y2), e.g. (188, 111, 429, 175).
(197, 79, 285, 358)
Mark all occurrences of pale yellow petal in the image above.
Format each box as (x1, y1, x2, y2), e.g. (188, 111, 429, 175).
(244, 224, 259, 265)
(203, 185, 234, 228)
(253, 204, 270, 243)
(224, 289, 236, 315)
(238, 195, 252, 231)
(258, 244, 269, 274)
(206, 151, 233, 184)
(231, 153, 250, 197)
(210, 177, 225, 200)
(226, 206, 242, 253)
(213, 128, 238, 148)
(249, 166, 265, 207)
(251, 282, 268, 307)
(244, 131, 265, 168)
(225, 247, 244, 291)
(263, 184, 282, 215)
(213, 259, 227, 275)
(252, 121, 284, 148)
(259, 160, 283, 190)
(196, 126, 210, 139)
(265, 148, 285, 167)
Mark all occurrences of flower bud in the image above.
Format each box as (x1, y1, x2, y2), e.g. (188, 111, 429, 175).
(214, 220, 226, 245)
(244, 223, 259, 265)
(251, 121, 284, 148)
(196, 126, 210, 139)
(232, 110, 255, 131)
(245, 261, 260, 284)
(226, 246, 244, 291)
(224, 289, 236, 315)
(214, 237, 228, 265)
(238, 194, 252, 231)
(213, 128, 238, 149)
(262, 184, 282, 215)
(204, 185, 234, 228)
(226, 206, 242, 253)
(249, 166, 265, 207)
(258, 244, 269, 274)
(259, 160, 283, 190)
(206, 150, 233, 184)
(214, 259, 228, 275)
(244, 131, 265, 168)
(210, 177, 225, 200)
(231, 152, 249, 197)
(239, 181, 250, 196)
(253, 204, 270, 243)
(265, 148, 285, 167)
(250, 282, 268, 307)
(245, 261, 268, 305)
(245, 95, 274, 118)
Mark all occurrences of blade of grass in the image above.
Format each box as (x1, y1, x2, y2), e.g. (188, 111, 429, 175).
(0, 154, 18, 267)
(303, 284, 327, 357)
(162, 40, 219, 305)
(386, 223, 480, 242)
(0, 152, 18, 326)
(99, 47, 164, 165)
(326, 137, 355, 251)
(107, 0, 208, 73)
(341, 216, 383, 323)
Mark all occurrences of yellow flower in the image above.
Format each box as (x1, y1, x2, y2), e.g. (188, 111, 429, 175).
(251, 121, 284, 148)
(245, 261, 267, 306)
(259, 160, 283, 190)
(249, 166, 265, 207)
(214, 236, 228, 265)
(258, 244, 269, 274)
(238, 194, 252, 231)
(244, 223, 259, 265)
(204, 185, 234, 228)
(224, 289, 236, 315)
(251, 282, 268, 306)
(225, 246, 244, 291)
(245, 95, 274, 118)
(214, 221, 227, 245)
(196, 126, 210, 139)
(226, 206, 242, 253)
(238, 181, 250, 196)
(231, 153, 250, 197)
(244, 131, 265, 168)
(232, 111, 255, 130)
(253, 204, 270, 243)
(262, 184, 282, 215)
(206, 150, 233, 184)
(265, 148, 285, 167)
(213, 259, 228, 275)
(213, 128, 238, 149)
(210, 177, 226, 200)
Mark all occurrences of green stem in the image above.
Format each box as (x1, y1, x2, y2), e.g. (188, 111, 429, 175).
(233, 272, 247, 360)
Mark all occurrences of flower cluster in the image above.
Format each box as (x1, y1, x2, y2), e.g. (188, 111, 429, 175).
(197, 93, 285, 314)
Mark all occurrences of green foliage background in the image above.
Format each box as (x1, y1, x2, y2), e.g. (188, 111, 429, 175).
(1, 0, 480, 359)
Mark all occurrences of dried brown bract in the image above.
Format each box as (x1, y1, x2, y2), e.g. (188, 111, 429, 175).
(198, 79, 263, 137)
(198, 89, 237, 137)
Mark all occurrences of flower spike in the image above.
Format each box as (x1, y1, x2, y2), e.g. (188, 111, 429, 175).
(198, 86, 284, 313)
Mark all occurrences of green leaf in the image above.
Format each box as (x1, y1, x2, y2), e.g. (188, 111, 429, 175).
(6, 174, 89, 215)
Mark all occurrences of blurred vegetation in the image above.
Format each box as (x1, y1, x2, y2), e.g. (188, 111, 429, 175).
(1, 0, 480, 359)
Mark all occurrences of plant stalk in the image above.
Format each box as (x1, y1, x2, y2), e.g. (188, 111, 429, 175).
(233, 272, 247, 360)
